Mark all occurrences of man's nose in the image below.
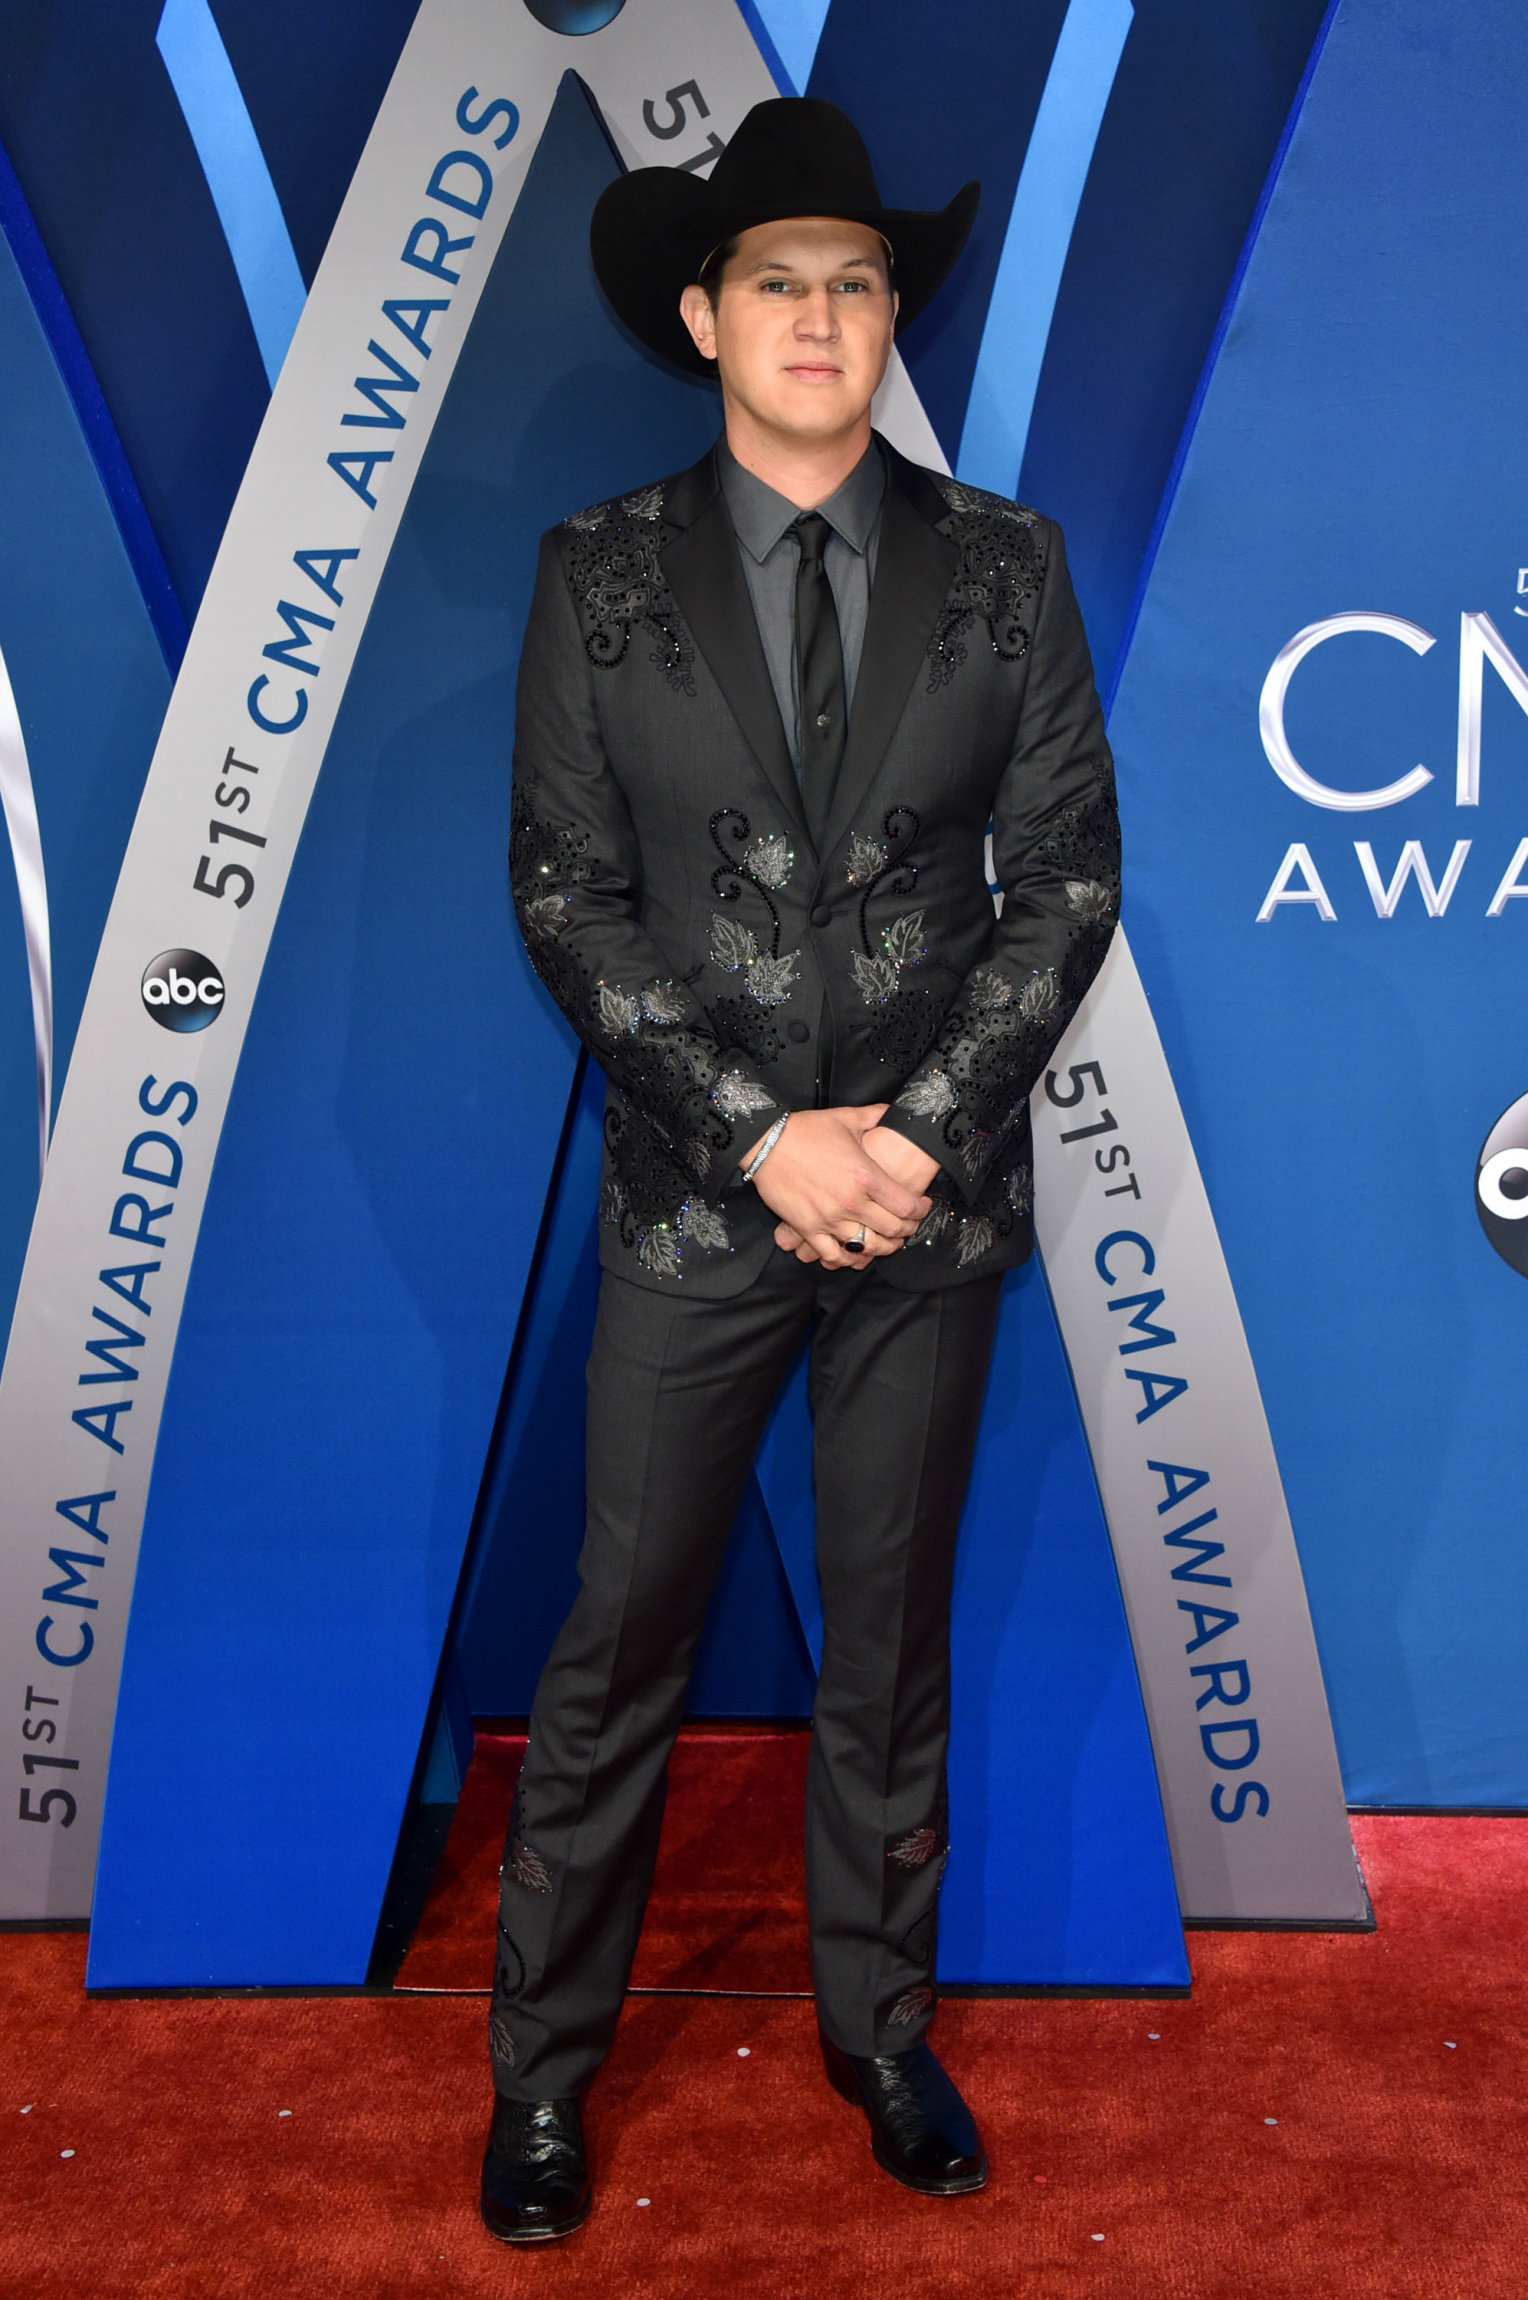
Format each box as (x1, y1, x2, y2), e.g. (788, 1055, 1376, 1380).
(794, 289, 840, 339)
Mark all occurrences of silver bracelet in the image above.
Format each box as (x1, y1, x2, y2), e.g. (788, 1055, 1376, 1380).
(740, 1113, 788, 1185)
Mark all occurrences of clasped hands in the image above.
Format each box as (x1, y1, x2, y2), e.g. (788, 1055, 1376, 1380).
(739, 1106, 941, 1271)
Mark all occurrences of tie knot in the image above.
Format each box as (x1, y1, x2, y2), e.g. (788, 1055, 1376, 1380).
(794, 511, 833, 567)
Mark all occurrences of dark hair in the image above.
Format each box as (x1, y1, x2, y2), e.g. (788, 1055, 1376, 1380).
(697, 235, 740, 312)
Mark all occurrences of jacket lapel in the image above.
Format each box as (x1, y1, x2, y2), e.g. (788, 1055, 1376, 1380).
(661, 455, 809, 844)
(818, 444, 958, 863)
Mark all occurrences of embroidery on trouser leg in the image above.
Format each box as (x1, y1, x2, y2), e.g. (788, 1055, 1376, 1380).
(494, 1921, 527, 2000)
(886, 1985, 936, 2028)
(488, 2005, 517, 2071)
(901, 1909, 938, 1972)
(507, 1842, 553, 1893)
(501, 1786, 554, 1896)
(489, 1921, 526, 2073)
(887, 1826, 941, 1870)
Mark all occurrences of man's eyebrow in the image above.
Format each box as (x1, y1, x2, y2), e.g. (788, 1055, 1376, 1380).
(740, 254, 880, 276)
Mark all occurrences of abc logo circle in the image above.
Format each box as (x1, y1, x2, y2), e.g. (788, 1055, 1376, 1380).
(141, 949, 225, 1034)
(521, 0, 625, 31)
(1476, 1092, 1528, 1278)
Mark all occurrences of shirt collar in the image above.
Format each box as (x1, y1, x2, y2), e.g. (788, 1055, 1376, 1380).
(716, 436, 885, 564)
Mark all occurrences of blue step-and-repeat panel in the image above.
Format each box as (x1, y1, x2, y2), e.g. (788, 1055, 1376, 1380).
(0, 0, 1519, 1986)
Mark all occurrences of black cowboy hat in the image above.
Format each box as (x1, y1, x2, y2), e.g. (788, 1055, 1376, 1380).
(590, 97, 979, 378)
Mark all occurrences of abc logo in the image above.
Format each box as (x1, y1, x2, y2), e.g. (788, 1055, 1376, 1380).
(141, 949, 225, 1034)
(522, 0, 626, 30)
(1476, 1092, 1528, 1278)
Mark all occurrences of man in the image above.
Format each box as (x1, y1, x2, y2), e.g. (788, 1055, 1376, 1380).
(483, 96, 1120, 2243)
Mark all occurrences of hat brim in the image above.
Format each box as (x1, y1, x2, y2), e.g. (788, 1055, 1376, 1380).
(590, 170, 980, 378)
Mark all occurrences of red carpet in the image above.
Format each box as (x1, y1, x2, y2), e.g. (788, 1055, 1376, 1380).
(5, 1732, 1528, 2297)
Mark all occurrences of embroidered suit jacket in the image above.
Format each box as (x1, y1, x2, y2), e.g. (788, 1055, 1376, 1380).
(510, 436, 1120, 1297)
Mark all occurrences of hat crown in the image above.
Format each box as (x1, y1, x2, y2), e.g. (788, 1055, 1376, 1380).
(707, 97, 884, 221)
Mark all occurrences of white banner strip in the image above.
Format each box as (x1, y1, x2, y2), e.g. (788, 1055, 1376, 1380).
(0, 634, 53, 1180)
(895, 281, 1358, 1921)
(1033, 935, 1365, 1920)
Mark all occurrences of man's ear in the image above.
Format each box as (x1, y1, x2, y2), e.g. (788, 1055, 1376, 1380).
(678, 283, 718, 363)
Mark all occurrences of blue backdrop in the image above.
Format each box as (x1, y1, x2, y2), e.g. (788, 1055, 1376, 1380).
(6, 0, 1497, 1991)
(1108, 0, 1528, 1806)
(84, 47, 1187, 1989)
(0, 168, 170, 1378)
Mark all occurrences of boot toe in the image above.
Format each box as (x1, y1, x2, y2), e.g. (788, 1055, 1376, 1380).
(479, 2094, 592, 2244)
(827, 2037, 988, 2196)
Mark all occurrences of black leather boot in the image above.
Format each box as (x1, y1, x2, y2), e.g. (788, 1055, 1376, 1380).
(822, 2035, 988, 2195)
(479, 2093, 592, 2243)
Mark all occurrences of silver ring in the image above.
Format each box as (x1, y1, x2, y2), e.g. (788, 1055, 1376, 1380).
(845, 1225, 867, 1254)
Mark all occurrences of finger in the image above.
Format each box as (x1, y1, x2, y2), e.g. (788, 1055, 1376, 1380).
(824, 1182, 918, 1235)
(856, 1163, 930, 1224)
(846, 1199, 922, 1243)
(860, 1205, 920, 1242)
(839, 1214, 904, 1256)
(832, 1222, 899, 1265)
(862, 1184, 930, 1228)
(853, 1225, 903, 1259)
(774, 1222, 803, 1250)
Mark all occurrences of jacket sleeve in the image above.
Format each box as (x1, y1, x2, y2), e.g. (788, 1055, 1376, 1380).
(511, 529, 787, 1200)
(878, 520, 1120, 1202)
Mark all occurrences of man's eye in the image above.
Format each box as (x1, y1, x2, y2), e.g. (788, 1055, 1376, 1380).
(759, 277, 794, 293)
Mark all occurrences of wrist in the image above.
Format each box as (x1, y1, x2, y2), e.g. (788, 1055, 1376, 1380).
(865, 1123, 940, 1194)
(895, 1144, 942, 1193)
(739, 1113, 789, 1185)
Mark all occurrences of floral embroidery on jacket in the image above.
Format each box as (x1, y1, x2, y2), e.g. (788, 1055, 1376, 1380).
(562, 482, 694, 694)
(927, 477, 1045, 690)
(511, 775, 782, 1279)
(841, 807, 950, 1071)
(708, 811, 802, 1011)
(887, 756, 1120, 1255)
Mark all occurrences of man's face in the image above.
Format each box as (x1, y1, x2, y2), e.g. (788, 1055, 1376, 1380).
(680, 217, 897, 445)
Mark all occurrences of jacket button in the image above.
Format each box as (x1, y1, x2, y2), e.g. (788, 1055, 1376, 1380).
(787, 1020, 810, 1043)
(810, 904, 832, 928)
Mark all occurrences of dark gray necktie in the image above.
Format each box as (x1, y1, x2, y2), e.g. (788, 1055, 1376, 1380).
(793, 511, 847, 841)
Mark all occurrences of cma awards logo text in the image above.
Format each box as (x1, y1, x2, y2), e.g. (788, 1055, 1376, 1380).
(1256, 607, 1528, 922)
(141, 950, 225, 1033)
(1478, 1095, 1528, 1279)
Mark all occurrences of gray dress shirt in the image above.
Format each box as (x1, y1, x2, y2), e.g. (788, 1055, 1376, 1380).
(716, 437, 885, 774)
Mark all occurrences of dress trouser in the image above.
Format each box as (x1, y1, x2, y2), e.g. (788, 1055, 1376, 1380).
(489, 1249, 1004, 2102)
